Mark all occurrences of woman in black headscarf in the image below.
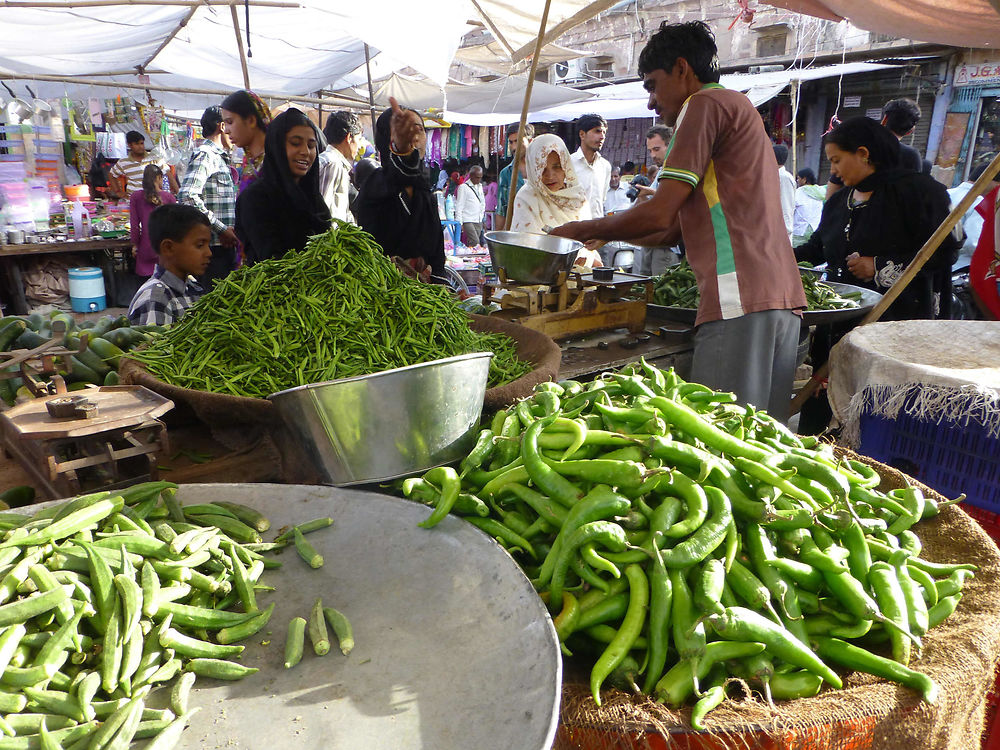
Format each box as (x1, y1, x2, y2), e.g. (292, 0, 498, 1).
(794, 116, 961, 433)
(235, 108, 331, 264)
(355, 98, 446, 275)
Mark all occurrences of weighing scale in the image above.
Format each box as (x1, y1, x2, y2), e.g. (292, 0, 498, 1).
(0, 386, 173, 499)
(482, 267, 653, 341)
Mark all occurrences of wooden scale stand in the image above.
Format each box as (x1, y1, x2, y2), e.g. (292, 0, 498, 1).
(482, 267, 653, 341)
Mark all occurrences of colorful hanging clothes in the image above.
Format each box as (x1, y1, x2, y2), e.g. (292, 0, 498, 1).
(464, 126, 474, 158)
(448, 127, 459, 159)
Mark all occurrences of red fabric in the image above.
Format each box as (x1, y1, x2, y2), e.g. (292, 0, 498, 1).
(970, 186, 999, 319)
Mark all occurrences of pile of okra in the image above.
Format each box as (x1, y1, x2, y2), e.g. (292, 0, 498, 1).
(0, 482, 324, 749)
(402, 361, 975, 728)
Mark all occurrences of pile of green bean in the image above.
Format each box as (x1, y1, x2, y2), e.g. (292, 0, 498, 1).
(800, 270, 863, 310)
(0, 482, 328, 749)
(130, 222, 530, 398)
(650, 260, 863, 311)
(401, 363, 974, 726)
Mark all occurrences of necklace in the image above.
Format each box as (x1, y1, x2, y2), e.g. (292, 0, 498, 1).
(843, 189, 871, 249)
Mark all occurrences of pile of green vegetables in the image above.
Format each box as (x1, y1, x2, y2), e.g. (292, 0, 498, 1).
(0, 313, 161, 406)
(130, 223, 530, 398)
(402, 363, 973, 727)
(0, 481, 334, 749)
(649, 260, 864, 311)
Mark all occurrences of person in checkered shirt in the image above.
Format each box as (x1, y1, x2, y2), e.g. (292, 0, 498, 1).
(127, 205, 212, 326)
(178, 106, 239, 290)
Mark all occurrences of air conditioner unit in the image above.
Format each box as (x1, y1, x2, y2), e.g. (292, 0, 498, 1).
(552, 58, 586, 84)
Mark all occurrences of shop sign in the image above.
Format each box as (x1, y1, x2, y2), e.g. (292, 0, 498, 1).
(843, 95, 862, 108)
(955, 61, 1000, 87)
(865, 108, 883, 120)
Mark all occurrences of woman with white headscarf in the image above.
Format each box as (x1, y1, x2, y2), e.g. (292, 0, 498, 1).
(511, 134, 602, 267)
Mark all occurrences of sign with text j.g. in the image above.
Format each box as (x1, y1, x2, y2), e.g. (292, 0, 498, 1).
(955, 62, 1000, 87)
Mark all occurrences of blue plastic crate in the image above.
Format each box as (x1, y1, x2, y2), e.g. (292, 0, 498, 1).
(858, 405, 1000, 513)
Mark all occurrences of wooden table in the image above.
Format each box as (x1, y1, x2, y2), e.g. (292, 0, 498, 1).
(559, 321, 694, 381)
(0, 238, 131, 314)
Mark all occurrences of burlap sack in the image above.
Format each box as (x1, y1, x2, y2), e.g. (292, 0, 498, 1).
(556, 450, 1000, 750)
(120, 314, 560, 453)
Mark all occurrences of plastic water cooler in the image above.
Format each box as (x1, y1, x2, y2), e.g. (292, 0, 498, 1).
(68, 267, 106, 313)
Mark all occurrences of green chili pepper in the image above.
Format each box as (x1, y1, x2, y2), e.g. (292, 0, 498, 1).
(590, 564, 648, 706)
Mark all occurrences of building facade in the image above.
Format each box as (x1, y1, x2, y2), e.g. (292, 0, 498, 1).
(451, 0, 984, 186)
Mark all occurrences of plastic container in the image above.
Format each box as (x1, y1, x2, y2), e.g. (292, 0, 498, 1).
(70, 202, 90, 239)
(858, 405, 1000, 513)
(64, 184, 90, 201)
(68, 267, 106, 312)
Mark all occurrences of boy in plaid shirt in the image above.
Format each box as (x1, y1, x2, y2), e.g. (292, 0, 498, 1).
(127, 205, 212, 326)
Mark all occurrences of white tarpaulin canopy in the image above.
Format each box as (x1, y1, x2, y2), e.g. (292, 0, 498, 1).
(525, 61, 900, 122)
(0, 0, 617, 112)
(453, 40, 589, 76)
(370, 72, 592, 122)
(768, 0, 1000, 49)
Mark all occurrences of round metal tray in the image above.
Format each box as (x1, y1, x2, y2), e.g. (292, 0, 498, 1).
(647, 280, 882, 327)
(171, 484, 561, 750)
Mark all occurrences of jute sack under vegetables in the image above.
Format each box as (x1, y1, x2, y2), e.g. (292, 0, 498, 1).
(469, 314, 561, 413)
(556, 450, 1000, 750)
(119, 314, 559, 434)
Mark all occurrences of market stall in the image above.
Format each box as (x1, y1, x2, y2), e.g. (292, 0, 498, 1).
(1, 2, 1000, 750)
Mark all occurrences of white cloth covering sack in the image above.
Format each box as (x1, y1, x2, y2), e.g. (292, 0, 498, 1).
(828, 320, 1000, 447)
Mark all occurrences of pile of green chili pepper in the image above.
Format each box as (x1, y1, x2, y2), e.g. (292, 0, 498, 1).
(0, 481, 330, 749)
(130, 222, 530, 398)
(402, 362, 974, 726)
(650, 260, 863, 311)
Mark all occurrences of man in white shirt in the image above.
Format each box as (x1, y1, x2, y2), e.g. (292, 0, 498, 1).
(605, 167, 632, 213)
(570, 114, 612, 218)
(632, 124, 680, 276)
(774, 144, 797, 243)
(318, 111, 361, 223)
(792, 167, 825, 246)
(948, 164, 997, 267)
(455, 165, 486, 247)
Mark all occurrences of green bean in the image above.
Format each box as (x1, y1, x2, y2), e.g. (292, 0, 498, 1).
(131, 224, 530, 396)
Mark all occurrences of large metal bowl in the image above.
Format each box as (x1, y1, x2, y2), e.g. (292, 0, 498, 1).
(647, 280, 883, 327)
(111, 484, 562, 750)
(268, 353, 492, 485)
(484, 230, 582, 284)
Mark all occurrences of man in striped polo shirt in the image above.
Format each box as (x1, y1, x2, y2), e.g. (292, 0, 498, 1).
(551, 20, 806, 420)
(109, 131, 178, 198)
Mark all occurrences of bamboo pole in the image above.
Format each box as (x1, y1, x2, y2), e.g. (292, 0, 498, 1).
(504, 0, 553, 228)
(363, 43, 378, 132)
(142, 6, 197, 70)
(0, 72, 367, 108)
(230, 4, 251, 90)
(789, 148, 1000, 416)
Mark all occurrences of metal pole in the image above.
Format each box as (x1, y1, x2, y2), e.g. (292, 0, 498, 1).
(364, 43, 378, 133)
(791, 79, 799, 178)
(0, 73, 367, 108)
(505, 0, 553, 226)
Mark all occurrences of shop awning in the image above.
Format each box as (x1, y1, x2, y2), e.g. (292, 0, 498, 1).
(525, 60, 901, 122)
(370, 72, 593, 120)
(766, 0, 1000, 49)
